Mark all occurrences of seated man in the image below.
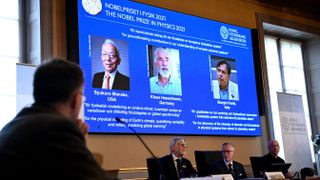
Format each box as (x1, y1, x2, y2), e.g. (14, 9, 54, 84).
(262, 139, 293, 178)
(0, 59, 111, 179)
(160, 137, 197, 180)
(211, 142, 247, 180)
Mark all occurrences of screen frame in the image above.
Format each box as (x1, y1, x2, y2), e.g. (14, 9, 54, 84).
(66, 0, 264, 136)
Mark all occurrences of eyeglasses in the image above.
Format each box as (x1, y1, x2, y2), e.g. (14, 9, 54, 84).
(222, 150, 234, 153)
(101, 52, 117, 60)
(78, 91, 86, 119)
(82, 94, 86, 102)
(177, 143, 187, 148)
(78, 91, 86, 102)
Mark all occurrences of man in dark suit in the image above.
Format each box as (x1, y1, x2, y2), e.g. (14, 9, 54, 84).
(211, 142, 247, 180)
(160, 137, 197, 180)
(0, 59, 112, 179)
(92, 39, 130, 90)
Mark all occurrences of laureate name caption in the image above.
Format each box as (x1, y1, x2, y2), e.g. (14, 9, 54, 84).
(93, 90, 129, 102)
(217, 100, 236, 110)
(150, 94, 182, 106)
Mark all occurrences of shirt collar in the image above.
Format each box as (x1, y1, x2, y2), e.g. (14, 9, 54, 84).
(219, 83, 229, 91)
(156, 74, 173, 84)
(224, 160, 233, 165)
(172, 153, 181, 161)
(104, 70, 117, 79)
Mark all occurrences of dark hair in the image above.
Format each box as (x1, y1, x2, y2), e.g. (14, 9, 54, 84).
(216, 60, 231, 75)
(222, 142, 235, 149)
(300, 167, 314, 180)
(33, 59, 84, 105)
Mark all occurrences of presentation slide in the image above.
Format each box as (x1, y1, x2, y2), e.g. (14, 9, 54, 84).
(78, 0, 261, 136)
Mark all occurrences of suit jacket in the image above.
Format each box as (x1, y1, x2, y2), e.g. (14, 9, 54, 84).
(160, 154, 197, 180)
(0, 105, 111, 180)
(92, 71, 130, 90)
(213, 80, 239, 100)
(211, 160, 247, 180)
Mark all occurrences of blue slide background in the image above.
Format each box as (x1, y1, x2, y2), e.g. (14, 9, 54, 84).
(78, 0, 261, 136)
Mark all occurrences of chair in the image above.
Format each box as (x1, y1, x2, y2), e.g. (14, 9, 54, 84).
(249, 156, 264, 178)
(146, 158, 163, 180)
(194, 150, 224, 177)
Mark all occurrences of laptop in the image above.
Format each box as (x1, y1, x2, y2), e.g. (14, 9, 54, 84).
(269, 163, 291, 174)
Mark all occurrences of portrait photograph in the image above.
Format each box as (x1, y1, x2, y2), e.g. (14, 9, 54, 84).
(210, 55, 239, 101)
(91, 35, 130, 90)
(147, 45, 182, 96)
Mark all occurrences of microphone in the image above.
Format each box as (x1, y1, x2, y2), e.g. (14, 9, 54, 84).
(115, 117, 164, 180)
(115, 117, 157, 159)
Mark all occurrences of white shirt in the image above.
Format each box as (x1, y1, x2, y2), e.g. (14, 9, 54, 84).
(102, 70, 117, 89)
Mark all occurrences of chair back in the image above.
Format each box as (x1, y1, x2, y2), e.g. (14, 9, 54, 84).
(194, 150, 223, 177)
(249, 156, 264, 178)
(146, 158, 163, 180)
(300, 167, 314, 180)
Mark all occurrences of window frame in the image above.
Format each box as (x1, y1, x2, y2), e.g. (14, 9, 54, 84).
(256, 12, 320, 156)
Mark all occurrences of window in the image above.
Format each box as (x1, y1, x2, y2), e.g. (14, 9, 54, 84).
(265, 36, 314, 160)
(0, 0, 20, 129)
(0, 0, 19, 62)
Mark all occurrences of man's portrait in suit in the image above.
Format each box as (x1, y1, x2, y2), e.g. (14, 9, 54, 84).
(210, 56, 239, 100)
(91, 37, 130, 90)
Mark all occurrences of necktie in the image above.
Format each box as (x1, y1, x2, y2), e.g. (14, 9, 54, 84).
(104, 75, 110, 89)
(176, 159, 184, 178)
(228, 163, 235, 178)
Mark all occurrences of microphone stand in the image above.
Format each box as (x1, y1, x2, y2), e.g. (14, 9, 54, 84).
(115, 117, 164, 180)
(116, 118, 156, 158)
